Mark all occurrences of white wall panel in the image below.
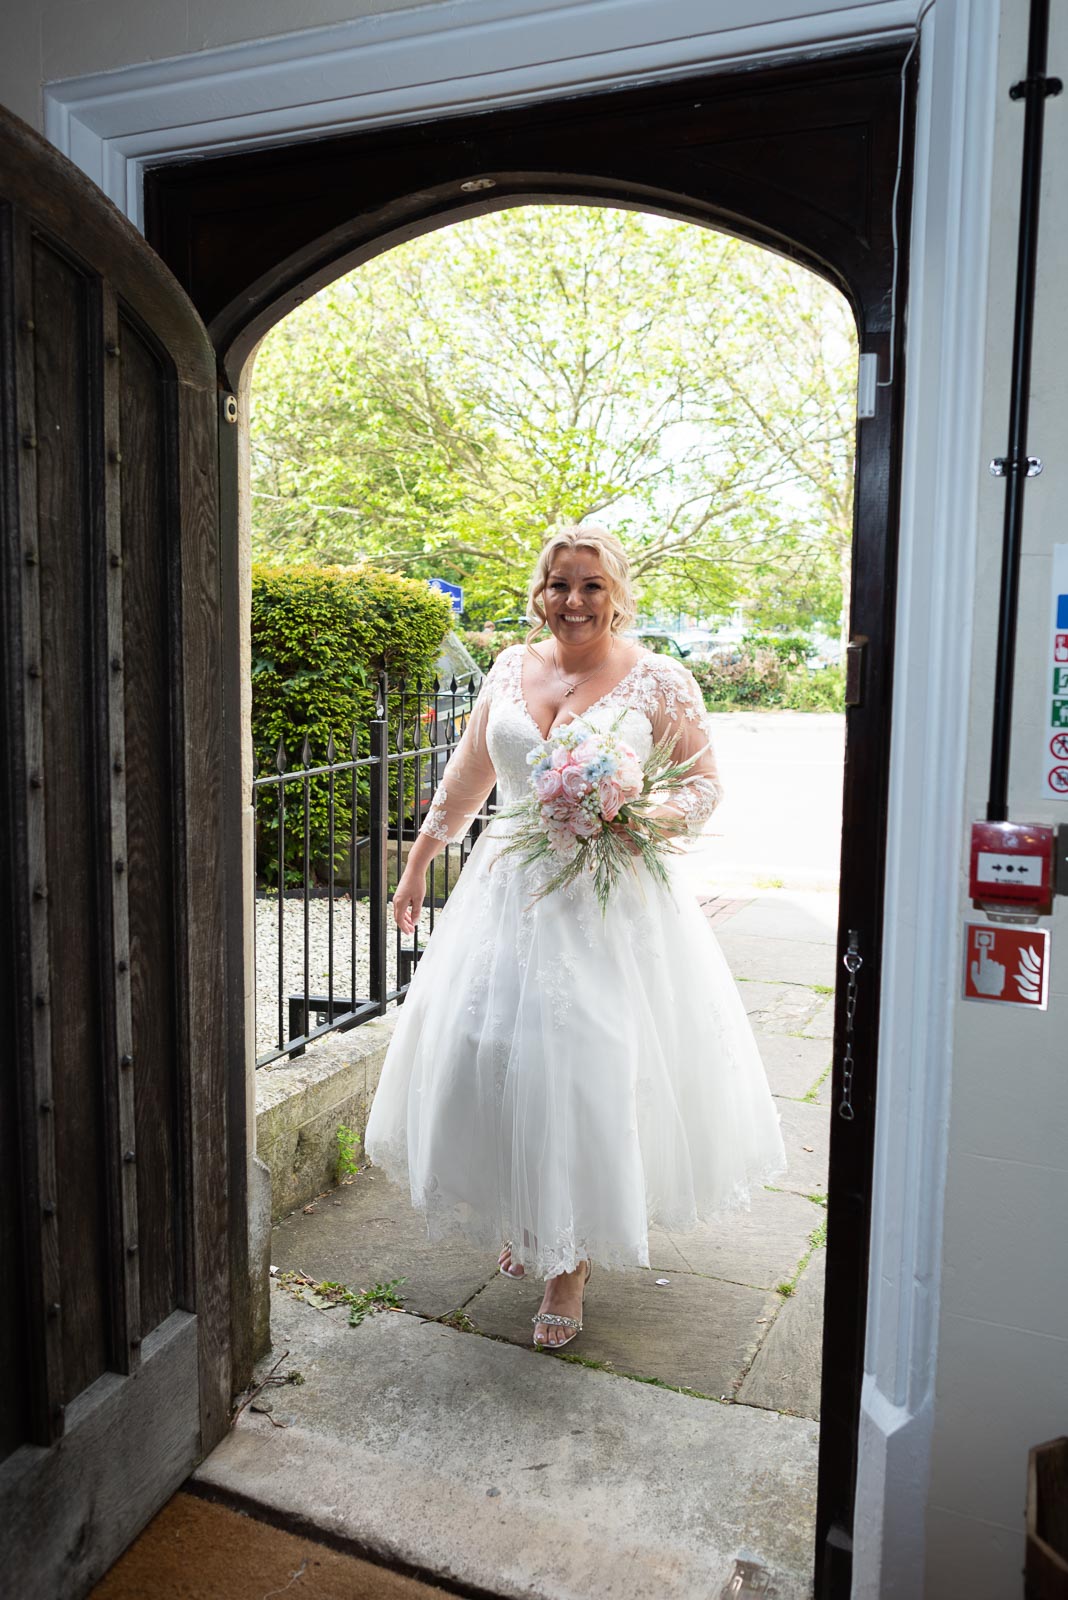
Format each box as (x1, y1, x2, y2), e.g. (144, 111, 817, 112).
(924, 0, 1068, 1590)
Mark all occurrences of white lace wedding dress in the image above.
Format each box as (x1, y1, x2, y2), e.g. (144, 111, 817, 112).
(364, 646, 786, 1277)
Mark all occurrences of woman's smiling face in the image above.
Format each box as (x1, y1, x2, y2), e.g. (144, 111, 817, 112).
(543, 548, 614, 649)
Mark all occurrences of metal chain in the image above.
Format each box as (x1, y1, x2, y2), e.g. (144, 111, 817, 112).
(838, 930, 862, 1122)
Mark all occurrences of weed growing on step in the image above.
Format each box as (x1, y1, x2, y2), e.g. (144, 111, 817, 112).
(775, 1217, 828, 1300)
(802, 1061, 833, 1102)
(336, 1122, 362, 1181)
(318, 1277, 406, 1326)
(438, 1308, 477, 1333)
(276, 1268, 406, 1325)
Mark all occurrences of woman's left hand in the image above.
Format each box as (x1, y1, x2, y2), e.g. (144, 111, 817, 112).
(609, 806, 684, 855)
(607, 820, 643, 856)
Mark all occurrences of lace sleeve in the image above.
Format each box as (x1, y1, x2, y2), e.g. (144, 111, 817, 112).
(647, 661, 723, 835)
(419, 655, 502, 844)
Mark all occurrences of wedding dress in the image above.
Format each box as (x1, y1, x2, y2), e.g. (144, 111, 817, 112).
(364, 645, 786, 1277)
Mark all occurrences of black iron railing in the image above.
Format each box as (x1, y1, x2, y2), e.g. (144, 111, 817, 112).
(252, 672, 494, 1067)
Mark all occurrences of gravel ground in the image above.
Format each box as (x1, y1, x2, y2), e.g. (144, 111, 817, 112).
(254, 891, 432, 1060)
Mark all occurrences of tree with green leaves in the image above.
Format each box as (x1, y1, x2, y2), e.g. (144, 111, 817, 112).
(250, 205, 857, 631)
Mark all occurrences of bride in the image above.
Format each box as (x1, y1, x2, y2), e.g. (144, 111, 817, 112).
(364, 527, 786, 1349)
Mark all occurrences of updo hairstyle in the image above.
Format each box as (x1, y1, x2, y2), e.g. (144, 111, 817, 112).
(525, 525, 638, 647)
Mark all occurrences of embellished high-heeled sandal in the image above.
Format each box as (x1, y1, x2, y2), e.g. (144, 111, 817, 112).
(498, 1242, 525, 1278)
(532, 1258, 592, 1350)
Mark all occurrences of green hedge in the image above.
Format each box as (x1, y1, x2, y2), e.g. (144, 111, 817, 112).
(252, 564, 452, 885)
(780, 667, 845, 712)
(742, 631, 817, 667)
(690, 649, 844, 712)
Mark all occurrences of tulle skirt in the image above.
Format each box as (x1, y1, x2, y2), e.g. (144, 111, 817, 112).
(364, 829, 787, 1277)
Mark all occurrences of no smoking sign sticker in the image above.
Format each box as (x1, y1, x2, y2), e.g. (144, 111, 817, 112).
(963, 923, 1050, 1010)
(1042, 548, 1068, 797)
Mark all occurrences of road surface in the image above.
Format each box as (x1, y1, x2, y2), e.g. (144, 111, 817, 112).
(685, 711, 844, 892)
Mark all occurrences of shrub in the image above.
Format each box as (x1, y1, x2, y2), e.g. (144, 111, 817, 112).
(692, 647, 845, 712)
(743, 630, 817, 668)
(458, 627, 528, 670)
(780, 666, 846, 711)
(252, 564, 451, 884)
(690, 647, 786, 709)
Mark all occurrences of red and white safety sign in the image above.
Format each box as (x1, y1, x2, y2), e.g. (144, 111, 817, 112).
(1042, 545, 1068, 798)
(962, 923, 1050, 1010)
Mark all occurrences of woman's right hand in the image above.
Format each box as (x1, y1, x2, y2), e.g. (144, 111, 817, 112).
(392, 866, 427, 935)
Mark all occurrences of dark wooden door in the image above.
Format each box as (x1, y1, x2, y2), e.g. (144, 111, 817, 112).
(0, 108, 231, 1597)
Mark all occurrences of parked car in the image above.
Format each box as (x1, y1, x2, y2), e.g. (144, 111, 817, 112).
(413, 679, 477, 823)
(674, 629, 718, 656)
(627, 628, 692, 659)
(807, 631, 844, 669)
(680, 624, 746, 655)
(489, 615, 531, 630)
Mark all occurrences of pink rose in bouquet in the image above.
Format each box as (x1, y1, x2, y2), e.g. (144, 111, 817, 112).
(560, 764, 591, 802)
(533, 766, 564, 803)
(597, 776, 624, 821)
(571, 811, 603, 839)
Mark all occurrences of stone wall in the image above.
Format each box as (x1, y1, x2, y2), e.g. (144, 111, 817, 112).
(256, 1013, 398, 1221)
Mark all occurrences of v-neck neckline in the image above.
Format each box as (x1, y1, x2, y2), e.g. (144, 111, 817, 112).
(516, 647, 647, 743)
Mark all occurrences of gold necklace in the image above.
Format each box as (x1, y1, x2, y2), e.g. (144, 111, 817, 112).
(551, 639, 616, 697)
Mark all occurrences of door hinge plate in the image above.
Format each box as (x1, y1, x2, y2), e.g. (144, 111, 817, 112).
(845, 636, 868, 707)
(856, 352, 878, 419)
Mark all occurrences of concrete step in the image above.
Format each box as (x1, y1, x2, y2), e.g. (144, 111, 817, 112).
(199, 1286, 818, 1600)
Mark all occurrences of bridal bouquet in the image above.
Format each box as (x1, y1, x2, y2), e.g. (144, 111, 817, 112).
(495, 716, 699, 913)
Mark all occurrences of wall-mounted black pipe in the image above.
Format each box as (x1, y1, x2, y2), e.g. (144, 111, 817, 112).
(987, 0, 1061, 822)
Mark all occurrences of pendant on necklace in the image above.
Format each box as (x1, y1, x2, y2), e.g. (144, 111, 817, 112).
(563, 685, 575, 696)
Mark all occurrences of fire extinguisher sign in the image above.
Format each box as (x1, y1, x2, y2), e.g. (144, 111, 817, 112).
(1042, 544, 1068, 798)
(963, 923, 1050, 1009)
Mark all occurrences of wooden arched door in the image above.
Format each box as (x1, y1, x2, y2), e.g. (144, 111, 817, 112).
(0, 108, 235, 1596)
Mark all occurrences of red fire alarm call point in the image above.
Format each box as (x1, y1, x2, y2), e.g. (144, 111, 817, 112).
(969, 820, 1055, 921)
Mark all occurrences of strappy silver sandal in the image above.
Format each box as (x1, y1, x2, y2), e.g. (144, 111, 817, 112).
(498, 1242, 525, 1278)
(532, 1259, 592, 1350)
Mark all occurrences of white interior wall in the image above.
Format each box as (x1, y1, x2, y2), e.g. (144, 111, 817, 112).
(923, 0, 1068, 1592)
(0, 0, 449, 129)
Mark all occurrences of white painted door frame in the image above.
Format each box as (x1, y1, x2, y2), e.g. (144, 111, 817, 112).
(42, 2, 1002, 1592)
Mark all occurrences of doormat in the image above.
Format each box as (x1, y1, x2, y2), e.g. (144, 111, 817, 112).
(91, 1490, 457, 1599)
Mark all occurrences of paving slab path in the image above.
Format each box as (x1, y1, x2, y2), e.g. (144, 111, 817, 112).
(209, 888, 837, 1599)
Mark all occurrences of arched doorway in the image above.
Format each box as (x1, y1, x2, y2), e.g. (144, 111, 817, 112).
(145, 44, 911, 1596)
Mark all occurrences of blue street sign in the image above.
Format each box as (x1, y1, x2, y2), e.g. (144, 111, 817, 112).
(428, 578, 463, 613)
(1057, 593, 1068, 629)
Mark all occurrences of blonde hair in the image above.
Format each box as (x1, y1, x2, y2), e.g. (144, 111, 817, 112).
(525, 525, 638, 646)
